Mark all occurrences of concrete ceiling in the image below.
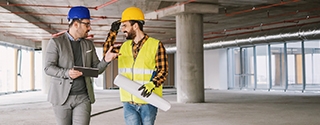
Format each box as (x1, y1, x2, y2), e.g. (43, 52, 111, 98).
(0, 0, 320, 49)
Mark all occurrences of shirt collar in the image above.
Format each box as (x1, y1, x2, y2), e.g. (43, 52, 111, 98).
(66, 31, 81, 42)
(131, 34, 149, 46)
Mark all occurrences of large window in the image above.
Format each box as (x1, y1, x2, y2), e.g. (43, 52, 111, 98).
(0, 44, 39, 94)
(0, 44, 109, 94)
(270, 44, 286, 90)
(256, 45, 270, 89)
(304, 40, 320, 91)
(227, 40, 320, 92)
(287, 42, 303, 91)
(35, 51, 42, 90)
(0, 46, 15, 93)
(17, 49, 32, 91)
(228, 47, 255, 90)
(93, 47, 105, 90)
(241, 47, 255, 89)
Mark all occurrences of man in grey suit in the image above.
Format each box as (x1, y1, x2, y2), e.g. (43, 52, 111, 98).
(44, 6, 118, 125)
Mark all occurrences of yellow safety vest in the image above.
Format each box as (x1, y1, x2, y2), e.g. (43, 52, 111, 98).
(118, 37, 162, 104)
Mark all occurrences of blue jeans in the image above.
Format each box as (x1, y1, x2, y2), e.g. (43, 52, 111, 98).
(123, 102, 158, 125)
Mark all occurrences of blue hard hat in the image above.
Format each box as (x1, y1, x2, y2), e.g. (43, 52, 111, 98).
(67, 6, 91, 20)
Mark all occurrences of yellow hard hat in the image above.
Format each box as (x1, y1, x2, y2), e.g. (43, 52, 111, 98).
(120, 7, 144, 22)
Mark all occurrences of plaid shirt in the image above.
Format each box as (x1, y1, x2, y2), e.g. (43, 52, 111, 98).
(103, 31, 168, 87)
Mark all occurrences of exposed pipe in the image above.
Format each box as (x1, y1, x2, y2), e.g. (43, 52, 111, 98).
(94, 0, 118, 10)
(52, 30, 95, 39)
(1, 0, 118, 10)
(268, 7, 320, 18)
(5, 31, 50, 35)
(0, 21, 177, 30)
(147, 19, 218, 24)
(154, 0, 196, 12)
(0, 13, 215, 24)
(0, 12, 120, 20)
(0, 3, 75, 9)
(166, 29, 320, 53)
(0, 25, 63, 31)
(163, 15, 320, 42)
(0, 13, 210, 24)
(0, 26, 65, 32)
(1, 0, 197, 25)
(0, 11, 66, 16)
(225, 0, 300, 16)
(52, 30, 67, 37)
(92, 31, 166, 35)
(0, 1, 201, 24)
(203, 20, 320, 40)
(205, 15, 320, 36)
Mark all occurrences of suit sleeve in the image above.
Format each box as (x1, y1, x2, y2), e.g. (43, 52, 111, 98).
(89, 40, 109, 74)
(43, 38, 70, 79)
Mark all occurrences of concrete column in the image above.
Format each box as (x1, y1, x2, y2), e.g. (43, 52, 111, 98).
(176, 13, 204, 103)
(42, 40, 50, 94)
(30, 51, 35, 90)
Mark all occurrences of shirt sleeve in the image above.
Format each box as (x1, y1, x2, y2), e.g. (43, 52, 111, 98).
(152, 42, 169, 87)
(103, 31, 120, 55)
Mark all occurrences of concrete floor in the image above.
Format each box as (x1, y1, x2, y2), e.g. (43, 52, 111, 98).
(1, 89, 320, 125)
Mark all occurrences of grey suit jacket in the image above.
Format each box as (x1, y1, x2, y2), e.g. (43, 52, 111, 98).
(44, 33, 109, 105)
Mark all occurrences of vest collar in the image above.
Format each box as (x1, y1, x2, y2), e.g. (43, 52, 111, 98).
(131, 34, 149, 46)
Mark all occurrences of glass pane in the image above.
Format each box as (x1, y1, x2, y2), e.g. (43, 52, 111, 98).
(270, 44, 286, 90)
(93, 47, 104, 90)
(0, 46, 15, 93)
(35, 51, 42, 90)
(227, 48, 235, 88)
(233, 48, 241, 89)
(229, 47, 255, 90)
(18, 49, 32, 91)
(304, 40, 320, 91)
(242, 47, 255, 89)
(287, 41, 303, 91)
(256, 45, 270, 89)
(0, 46, 5, 93)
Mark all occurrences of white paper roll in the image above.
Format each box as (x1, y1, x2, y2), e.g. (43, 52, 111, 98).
(114, 74, 171, 111)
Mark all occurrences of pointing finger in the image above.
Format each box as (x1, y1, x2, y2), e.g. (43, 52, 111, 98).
(107, 46, 113, 53)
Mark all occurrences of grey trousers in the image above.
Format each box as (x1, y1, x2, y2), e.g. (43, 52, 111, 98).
(53, 94, 91, 125)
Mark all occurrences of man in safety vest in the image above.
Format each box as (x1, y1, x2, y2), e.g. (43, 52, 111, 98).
(103, 7, 169, 125)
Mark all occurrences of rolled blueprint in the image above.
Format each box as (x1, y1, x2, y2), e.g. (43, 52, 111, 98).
(114, 74, 171, 111)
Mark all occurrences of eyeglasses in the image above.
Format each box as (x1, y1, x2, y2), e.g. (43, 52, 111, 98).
(79, 21, 91, 28)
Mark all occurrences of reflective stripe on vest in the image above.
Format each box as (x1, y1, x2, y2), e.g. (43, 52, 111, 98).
(119, 68, 154, 75)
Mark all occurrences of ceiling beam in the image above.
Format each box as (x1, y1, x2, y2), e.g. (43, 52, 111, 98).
(145, 3, 219, 19)
(0, 32, 36, 48)
(0, 0, 58, 35)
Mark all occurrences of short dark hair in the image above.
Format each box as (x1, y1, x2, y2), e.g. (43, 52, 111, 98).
(129, 20, 144, 31)
(68, 19, 82, 27)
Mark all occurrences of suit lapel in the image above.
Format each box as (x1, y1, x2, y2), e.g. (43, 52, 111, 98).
(80, 39, 86, 67)
(62, 34, 74, 67)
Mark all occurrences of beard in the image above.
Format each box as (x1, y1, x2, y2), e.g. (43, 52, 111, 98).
(76, 29, 90, 39)
(125, 28, 136, 40)
(83, 30, 90, 38)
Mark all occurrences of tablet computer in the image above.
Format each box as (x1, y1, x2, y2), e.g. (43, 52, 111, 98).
(73, 66, 99, 77)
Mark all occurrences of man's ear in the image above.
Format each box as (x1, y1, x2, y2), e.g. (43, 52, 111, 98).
(73, 21, 79, 28)
(133, 23, 138, 30)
